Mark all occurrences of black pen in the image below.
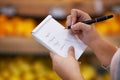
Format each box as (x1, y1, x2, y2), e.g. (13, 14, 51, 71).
(66, 15, 113, 29)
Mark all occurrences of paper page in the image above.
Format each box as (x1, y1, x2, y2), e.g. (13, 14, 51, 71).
(32, 15, 87, 60)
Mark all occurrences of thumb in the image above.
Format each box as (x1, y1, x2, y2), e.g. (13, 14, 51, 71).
(68, 46, 75, 58)
(49, 52, 55, 59)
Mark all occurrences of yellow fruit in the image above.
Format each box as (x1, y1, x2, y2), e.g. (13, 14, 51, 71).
(97, 75, 104, 80)
(8, 75, 20, 80)
(22, 72, 34, 80)
(0, 15, 8, 37)
(0, 76, 4, 80)
(10, 68, 21, 77)
(11, 17, 23, 35)
(80, 64, 96, 80)
(15, 21, 24, 36)
(32, 61, 45, 72)
(22, 19, 36, 37)
(105, 15, 119, 35)
(1, 70, 10, 78)
(4, 21, 14, 36)
(0, 22, 6, 37)
(0, 14, 8, 22)
(103, 73, 110, 80)
(95, 22, 108, 35)
(46, 71, 61, 80)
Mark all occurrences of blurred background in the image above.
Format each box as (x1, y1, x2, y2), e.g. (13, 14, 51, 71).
(0, 0, 120, 80)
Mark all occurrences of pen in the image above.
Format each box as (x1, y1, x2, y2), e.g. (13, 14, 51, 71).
(66, 15, 113, 29)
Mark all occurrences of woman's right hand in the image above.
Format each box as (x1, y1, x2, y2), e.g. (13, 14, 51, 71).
(66, 9, 101, 47)
(66, 9, 117, 66)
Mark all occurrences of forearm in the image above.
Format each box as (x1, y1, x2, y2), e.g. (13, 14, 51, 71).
(89, 36, 118, 66)
(62, 71, 84, 80)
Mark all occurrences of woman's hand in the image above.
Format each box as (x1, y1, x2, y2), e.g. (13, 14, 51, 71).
(50, 46, 84, 80)
(66, 9, 117, 66)
(66, 9, 101, 47)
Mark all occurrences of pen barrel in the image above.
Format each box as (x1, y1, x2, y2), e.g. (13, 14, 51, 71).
(95, 16, 107, 22)
(66, 15, 113, 29)
(96, 15, 113, 22)
(82, 15, 113, 24)
(82, 20, 96, 24)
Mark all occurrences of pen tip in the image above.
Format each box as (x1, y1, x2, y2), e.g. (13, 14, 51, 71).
(66, 26, 71, 29)
(108, 15, 113, 18)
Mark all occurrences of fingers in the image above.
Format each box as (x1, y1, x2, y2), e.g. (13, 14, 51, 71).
(68, 46, 75, 58)
(71, 9, 78, 25)
(71, 22, 91, 33)
(49, 52, 55, 59)
(66, 9, 91, 29)
(71, 9, 91, 21)
(50, 46, 75, 59)
(68, 9, 91, 25)
(66, 15, 72, 26)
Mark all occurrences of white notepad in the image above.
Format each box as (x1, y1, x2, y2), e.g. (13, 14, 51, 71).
(32, 15, 87, 60)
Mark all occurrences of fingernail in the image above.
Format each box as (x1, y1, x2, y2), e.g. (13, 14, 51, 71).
(72, 21, 74, 25)
(70, 46, 74, 50)
(71, 25, 75, 29)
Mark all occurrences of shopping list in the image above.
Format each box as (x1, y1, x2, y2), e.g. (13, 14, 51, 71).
(32, 15, 87, 60)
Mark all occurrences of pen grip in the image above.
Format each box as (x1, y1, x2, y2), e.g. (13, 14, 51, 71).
(81, 15, 113, 24)
(66, 15, 113, 29)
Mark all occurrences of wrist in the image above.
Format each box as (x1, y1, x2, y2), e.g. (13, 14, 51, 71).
(87, 33, 102, 49)
(88, 36, 118, 66)
(63, 72, 84, 80)
(90, 36, 117, 53)
(61, 69, 84, 80)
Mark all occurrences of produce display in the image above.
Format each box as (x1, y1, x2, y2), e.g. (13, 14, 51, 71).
(0, 15, 36, 38)
(0, 56, 110, 80)
(0, 13, 120, 38)
(0, 56, 60, 80)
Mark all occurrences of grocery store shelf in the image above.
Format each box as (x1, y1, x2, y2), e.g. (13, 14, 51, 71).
(0, 37, 49, 54)
(0, 0, 93, 16)
(0, 0, 120, 17)
(0, 36, 120, 54)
